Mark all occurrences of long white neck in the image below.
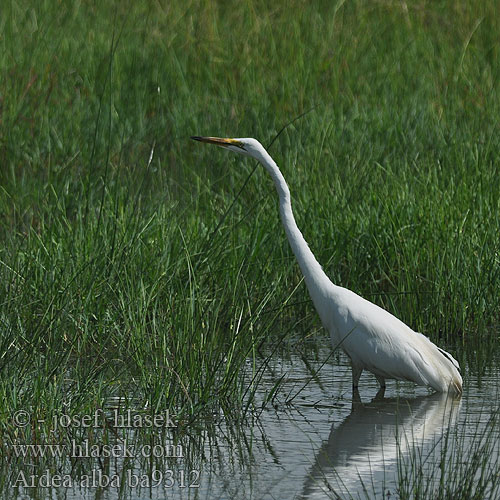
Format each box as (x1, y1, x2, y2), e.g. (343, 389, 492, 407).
(257, 149, 335, 304)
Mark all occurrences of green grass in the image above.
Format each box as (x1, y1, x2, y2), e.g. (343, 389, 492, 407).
(396, 405, 500, 499)
(0, 0, 499, 432)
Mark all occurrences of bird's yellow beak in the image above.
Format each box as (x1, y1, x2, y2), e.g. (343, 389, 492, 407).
(191, 136, 244, 149)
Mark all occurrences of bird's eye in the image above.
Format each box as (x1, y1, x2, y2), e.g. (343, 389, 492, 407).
(232, 141, 246, 151)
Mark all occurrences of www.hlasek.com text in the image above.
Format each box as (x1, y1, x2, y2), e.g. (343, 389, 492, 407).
(13, 438, 183, 459)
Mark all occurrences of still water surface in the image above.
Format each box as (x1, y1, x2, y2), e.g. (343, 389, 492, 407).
(8, 350, 500, 499)
(198, 353, 499, 499)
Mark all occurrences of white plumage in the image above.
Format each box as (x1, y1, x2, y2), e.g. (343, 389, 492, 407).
(192, 136, 462, 394)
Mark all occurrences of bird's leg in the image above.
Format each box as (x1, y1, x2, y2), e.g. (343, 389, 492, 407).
(375, 374, 386, 389)
(351, 387, 362, 411)
(374, 386, 386, 401)
(352, 365, 363, 390)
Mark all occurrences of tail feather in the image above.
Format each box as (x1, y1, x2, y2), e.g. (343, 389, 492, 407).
(437, 346, 461, 372)
(449, 375, 463, 395)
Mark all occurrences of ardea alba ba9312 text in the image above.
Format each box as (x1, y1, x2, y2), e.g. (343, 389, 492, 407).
(192, 136, 462, 395)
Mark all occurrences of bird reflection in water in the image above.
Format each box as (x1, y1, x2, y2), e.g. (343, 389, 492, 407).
(299, 391, 461, 499)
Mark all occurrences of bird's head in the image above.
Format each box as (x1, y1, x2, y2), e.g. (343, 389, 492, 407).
(191, 136, 265, 161)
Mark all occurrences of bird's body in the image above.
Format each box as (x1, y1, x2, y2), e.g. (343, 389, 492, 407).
(192, 136, 462, 395)
(315, 284, 462, 393)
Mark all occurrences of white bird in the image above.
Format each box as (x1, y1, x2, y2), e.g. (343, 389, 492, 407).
(192, 136, 463, 395)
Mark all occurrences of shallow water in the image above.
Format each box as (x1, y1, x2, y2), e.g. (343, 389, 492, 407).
(5, 350, 500, 499)
(199, 353, 499, 499)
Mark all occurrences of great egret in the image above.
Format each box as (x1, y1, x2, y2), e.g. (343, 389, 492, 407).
(192, 136, 462, 394)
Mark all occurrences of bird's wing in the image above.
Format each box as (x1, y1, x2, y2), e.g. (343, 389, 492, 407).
(338, 290, 444, 385)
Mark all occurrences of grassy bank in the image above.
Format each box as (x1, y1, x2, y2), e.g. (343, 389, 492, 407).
(0, 0, 499, 428)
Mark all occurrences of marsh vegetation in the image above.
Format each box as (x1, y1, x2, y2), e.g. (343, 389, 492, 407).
(0, 1, 499, 498)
